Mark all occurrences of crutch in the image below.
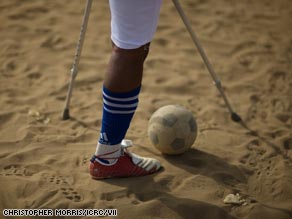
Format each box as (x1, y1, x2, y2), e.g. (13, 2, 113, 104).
(172, 0, 242, 122)
(62, 0, 93, 120)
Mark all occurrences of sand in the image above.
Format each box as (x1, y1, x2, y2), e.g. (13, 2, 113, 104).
(0, 0, 292, 218)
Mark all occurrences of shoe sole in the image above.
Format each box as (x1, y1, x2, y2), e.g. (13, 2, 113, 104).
(90, 169, 161, 180)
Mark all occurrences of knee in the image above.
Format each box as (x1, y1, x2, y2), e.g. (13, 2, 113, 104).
(111, 42, 150, 62)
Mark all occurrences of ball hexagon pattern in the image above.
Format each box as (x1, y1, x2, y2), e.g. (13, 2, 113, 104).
(148, 105, 197, 155)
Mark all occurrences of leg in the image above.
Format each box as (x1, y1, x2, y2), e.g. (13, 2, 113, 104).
(98, 43, 149, 147)
(90, 0, 162, 179)
(104, 43, 150, 93)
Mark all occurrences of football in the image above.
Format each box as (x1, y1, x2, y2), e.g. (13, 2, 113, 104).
(148, 105, 197, 155)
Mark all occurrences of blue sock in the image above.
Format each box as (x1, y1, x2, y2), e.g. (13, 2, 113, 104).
(99, 86, 141, 145)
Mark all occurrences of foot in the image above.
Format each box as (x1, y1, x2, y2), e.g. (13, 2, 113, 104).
(90, 140, 161, 179)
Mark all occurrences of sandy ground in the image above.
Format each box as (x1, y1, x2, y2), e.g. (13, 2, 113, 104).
(0, 0, 292, 218)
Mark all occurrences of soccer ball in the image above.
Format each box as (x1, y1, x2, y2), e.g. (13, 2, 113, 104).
(148, 105, 197, 155)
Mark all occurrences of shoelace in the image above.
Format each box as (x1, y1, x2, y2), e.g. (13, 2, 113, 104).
(91, 139, 133, 162)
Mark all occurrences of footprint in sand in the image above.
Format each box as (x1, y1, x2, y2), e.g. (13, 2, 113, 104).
(240, 139, 266, 169)
(241, 138, 287, 197)
(0, 164, 33, 177)
(60, 187, 82, 202)
(253, 159, 282, 197)
(45, 174, 82, 202)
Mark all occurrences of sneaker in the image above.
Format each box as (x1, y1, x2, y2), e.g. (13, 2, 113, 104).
(90, 140, 161, 179)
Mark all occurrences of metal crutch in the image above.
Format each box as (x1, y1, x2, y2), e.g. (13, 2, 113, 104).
(63, 0, 93, 120)
(172, 0, 242, 122)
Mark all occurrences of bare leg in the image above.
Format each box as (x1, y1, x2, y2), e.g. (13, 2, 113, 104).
(104, 43, 150, 92)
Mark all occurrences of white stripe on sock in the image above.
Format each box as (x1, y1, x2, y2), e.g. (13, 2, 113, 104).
(103, 91, 139, 102)
(103, 98, 138, 108)
(104, 106, 136, 114)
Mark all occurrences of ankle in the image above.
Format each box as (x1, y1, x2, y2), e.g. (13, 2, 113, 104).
(95, 143, 122, 164)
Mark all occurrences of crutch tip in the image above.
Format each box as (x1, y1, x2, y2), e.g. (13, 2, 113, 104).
(62, 108, 71, 120)
(231, 112, 242, 122)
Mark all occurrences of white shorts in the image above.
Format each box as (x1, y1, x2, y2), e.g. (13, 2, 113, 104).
(109, 0, 162, 49)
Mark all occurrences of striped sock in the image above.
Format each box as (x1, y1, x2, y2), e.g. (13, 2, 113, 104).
(98, 85, 141, 145)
